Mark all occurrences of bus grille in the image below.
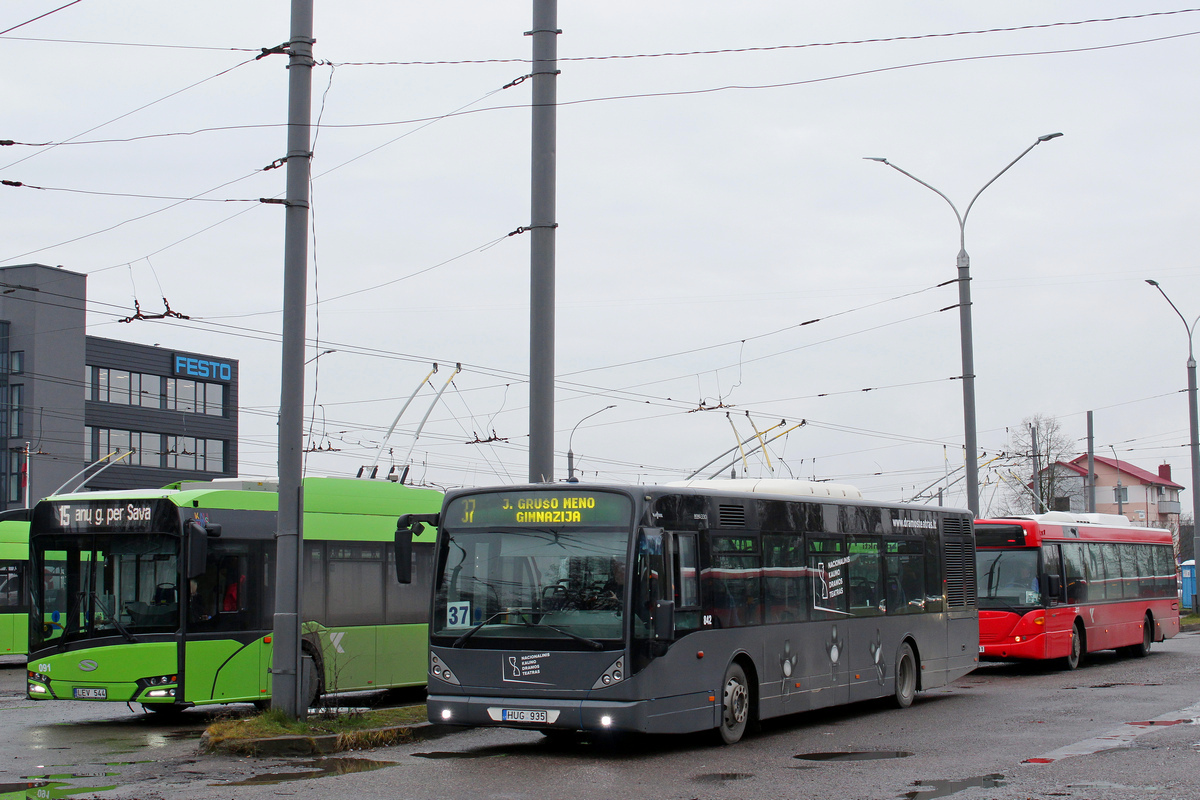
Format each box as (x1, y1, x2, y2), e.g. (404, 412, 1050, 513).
(944, 539, 977, 608)
(718, 504, 746, 527)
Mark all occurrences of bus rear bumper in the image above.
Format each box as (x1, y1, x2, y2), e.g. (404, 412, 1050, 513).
(428, 691, 715, 735)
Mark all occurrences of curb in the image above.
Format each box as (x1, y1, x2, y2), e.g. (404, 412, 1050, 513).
(201, 720, 458, 757)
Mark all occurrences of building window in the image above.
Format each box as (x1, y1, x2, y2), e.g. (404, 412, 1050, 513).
(8, 385, 22, 437)
(8, 450, 21, 504)
(165, 436, 225, 473)
(1114, 486, 1128, 503)
(88, 367, 163, 409)
(9, 351, 23, 374)
(84, 426, 93, 462)
(96, 428, 161, 468)
(166, 378, 224, 416)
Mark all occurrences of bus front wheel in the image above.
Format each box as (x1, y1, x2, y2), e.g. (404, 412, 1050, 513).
(1062, 621, 1085, 671)
(893, 643, 916, 708)
(717, 662, 750, 745)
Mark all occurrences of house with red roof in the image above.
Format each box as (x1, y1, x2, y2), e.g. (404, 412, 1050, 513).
(1039, 455, 1184, 530)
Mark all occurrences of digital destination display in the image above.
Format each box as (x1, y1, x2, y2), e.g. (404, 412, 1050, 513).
(446, 490, 631, 528)
(32, 498, 181, 535)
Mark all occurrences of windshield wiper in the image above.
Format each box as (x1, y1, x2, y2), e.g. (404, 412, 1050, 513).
(452, 608, 535, 647)
(519, 621, 604, 651)
(90, 592, 138, 643)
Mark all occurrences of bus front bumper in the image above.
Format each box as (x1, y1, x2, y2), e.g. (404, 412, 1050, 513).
(428, 691, 716, 735)
(979, 632, 1051, 661)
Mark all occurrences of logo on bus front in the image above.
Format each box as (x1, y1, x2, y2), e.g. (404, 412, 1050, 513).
(78, 660, 98, 672)
(502, 652, 553, 685)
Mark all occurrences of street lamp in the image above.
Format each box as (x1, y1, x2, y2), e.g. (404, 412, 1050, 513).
(567, 405, 616, 482)
(866, 132, 1063, 517)
(1145, 278, 1200, 612)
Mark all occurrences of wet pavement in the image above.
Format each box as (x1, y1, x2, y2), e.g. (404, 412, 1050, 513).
(3, 633, 1200, 799)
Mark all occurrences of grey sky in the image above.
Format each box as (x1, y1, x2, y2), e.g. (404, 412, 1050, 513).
(2, 2, 1198, 513)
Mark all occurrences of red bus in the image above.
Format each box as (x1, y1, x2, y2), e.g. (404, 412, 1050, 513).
(975, 512, 1180, 669)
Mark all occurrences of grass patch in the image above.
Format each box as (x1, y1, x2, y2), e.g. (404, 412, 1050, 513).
(205, 704, 427, 746)
(1181, 612, 1199, 627)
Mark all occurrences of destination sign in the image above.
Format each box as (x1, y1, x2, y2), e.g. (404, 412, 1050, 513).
(32, 498, 180, 535)
(446, 491, 631, 528)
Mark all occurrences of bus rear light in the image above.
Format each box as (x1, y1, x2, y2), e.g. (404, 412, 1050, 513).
(441, 708, 452, 721)
(600, 715, 613, 727)
(592, 657, 625, 689)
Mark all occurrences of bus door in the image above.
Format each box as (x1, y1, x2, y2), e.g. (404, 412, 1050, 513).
(1038, 542, 1073, 655)
(806, 537, 850, 710)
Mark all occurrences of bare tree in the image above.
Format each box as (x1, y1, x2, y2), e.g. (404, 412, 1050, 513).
(993, 414, 1085, 516)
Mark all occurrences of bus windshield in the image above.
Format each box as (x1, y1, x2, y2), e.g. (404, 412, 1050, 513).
(33, 533, 180, 650)
(433, 527, 628, 647)
(976, 548, 1042, 610)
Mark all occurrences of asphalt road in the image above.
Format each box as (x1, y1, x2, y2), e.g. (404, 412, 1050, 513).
(3, 632, 1199, 800)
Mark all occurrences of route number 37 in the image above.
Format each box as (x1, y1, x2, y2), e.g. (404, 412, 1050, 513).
(446, 601, 471, 628)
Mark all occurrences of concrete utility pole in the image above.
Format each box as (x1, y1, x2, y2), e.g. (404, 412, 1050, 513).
(272, 0, 314, 720)
(527, 0, 558, 484)
(1087, 411, 1096, 513)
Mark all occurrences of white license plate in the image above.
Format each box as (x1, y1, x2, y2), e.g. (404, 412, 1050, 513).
(74, 687, 107, 699)
(501, 708, 548, 723)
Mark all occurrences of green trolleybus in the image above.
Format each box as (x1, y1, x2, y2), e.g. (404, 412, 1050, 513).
(416, 480, 978, 743)
(26, 477, 441, 712)
(0, 509, 32, 657)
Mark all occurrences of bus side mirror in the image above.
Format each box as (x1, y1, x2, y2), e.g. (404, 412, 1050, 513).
(394, 513, 438, 584)
(1044, 574, 1061, 599)
(185, 521, 208, 579)
(394, 524, 417, 584)
(653, 600, 675, 641)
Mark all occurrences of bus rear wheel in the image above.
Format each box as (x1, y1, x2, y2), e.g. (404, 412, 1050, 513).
(1124, 613, 1153, 658)
(1062, 621, 1084, 671)
(717, 662, 750, 744)
(893, 643, 916, 709)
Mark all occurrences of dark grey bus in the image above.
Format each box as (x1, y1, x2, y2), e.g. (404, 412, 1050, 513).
(408, 481, 977, 744)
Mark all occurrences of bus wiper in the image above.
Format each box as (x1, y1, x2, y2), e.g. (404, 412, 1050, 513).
(452, 608, 535, 647)
(519, 621, 604, 651)
(90, 591, 138, 643)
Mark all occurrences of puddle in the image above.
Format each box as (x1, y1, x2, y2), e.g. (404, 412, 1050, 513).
(694, 773, 754, 783)
(796, 751, 913, 762)
(0, 778, 119, 798)
(411, 750, 509, 760)
(24, 772, 119, 779)
(900, 773, 1005, 799)
(215, 757, 397, 787)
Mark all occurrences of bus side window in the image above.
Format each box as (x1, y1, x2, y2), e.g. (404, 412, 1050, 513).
(1061, 543, 1087, 604)
(1086, 544, 1107, 601)
(847, 537, 882, 616)
(671, 533, 701, 631)
(1041, 544, 1063, 604)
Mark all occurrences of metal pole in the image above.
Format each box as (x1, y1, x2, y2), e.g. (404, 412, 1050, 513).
(1111, 445, 1124, 517)
(566, 405, 616, 482)
(1145, 279, 1200, 608)
(272, 0, 314, 720)
(1087, 410, 1096, 513)
(865, 132, 1062, 519)
(528, 0, 558, 484)
(1189, 358, 1200, 612)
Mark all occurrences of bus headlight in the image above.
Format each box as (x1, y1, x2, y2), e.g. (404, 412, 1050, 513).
(592, 656, 624, 689)
(28, 683, 48, 694)
(430, 654, 460, 685)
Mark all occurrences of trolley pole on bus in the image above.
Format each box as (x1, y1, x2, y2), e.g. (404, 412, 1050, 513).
(865, 132, 1062, 517)
(1145, 279, 1200, 612)
(273, 0, 315, 720)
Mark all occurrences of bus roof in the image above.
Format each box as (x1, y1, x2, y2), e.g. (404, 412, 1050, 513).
(39, 476, 442, 517)
(976, 514, 1174, 546)
(667, 478, 863, 499)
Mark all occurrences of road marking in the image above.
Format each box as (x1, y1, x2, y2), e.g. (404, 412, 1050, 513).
(1024, 700, 1200, 763)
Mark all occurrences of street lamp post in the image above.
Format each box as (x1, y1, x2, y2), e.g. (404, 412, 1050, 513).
(566, 405, 616, 482)
(1145, 279, 1200, 613)
(867, 132, 1063, 517)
